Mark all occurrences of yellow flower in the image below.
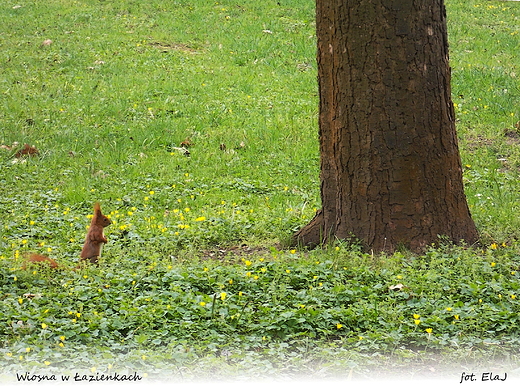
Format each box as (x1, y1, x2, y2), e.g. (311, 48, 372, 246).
(26, 348, 31, 353)
(490, 243, 498, 250)
(18, 298, 23, 305)
(490, 262, 496, 267)
(41, 323, 48, 329)
(58, 343, 64, 348)
(286, 269, 291, 273)
(195, 216, 206, 221)
(290, 249, 296, 254)
(413, 314, 420, 319)
(44, 361, 51, 366)
(220, 292, 227, 301)
(228, 279, 233, 284)
(199, 302, 206, 306)
(425, 328, 433, 334)
(414, 319, 421, 325)
(454, 315, 460, 320)
(244, 260, 252, 266)
(336, 323, 343, 329)
(511, 294, 516, 300)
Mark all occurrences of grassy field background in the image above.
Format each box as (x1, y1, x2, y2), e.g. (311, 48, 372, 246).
(1, 0, 520, 382)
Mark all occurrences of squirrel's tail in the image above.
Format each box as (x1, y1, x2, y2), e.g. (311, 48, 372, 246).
(22, 253, 60, 269)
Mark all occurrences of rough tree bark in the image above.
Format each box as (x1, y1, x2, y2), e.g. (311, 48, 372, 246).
(294, 0, 478, 252)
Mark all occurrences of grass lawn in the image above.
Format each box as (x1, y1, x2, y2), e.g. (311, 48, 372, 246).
(1, 0, 520, 382)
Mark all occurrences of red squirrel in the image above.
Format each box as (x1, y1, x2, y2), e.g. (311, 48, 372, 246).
(22, 253, 59, 269)
(79, 202, 111, 264)
(20, 203, 111, 269)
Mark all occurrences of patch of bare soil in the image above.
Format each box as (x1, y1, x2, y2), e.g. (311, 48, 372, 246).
(462, 134, 496, 152)
(503, 127, 520, 146)
(200, 244, 278, 263)
(149, 42, 199, 53)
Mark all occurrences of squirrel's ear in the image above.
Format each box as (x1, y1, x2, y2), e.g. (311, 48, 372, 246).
(93, 202, 101, 212)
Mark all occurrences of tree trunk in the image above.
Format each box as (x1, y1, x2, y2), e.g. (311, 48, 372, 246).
(294, 0, 478, 252)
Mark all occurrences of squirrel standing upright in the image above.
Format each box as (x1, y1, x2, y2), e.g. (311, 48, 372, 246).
(79, 202, 112, 264)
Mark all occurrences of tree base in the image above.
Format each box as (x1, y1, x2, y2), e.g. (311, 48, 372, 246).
(293, 209, 478, 253)
(291, 209, 325, 248)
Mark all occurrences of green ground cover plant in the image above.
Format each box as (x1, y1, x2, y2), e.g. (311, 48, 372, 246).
(0, 0, 519, 381)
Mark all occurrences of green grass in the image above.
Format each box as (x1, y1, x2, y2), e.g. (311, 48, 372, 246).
(1, 0, 520, 381)
(449, 1, 520, 243)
